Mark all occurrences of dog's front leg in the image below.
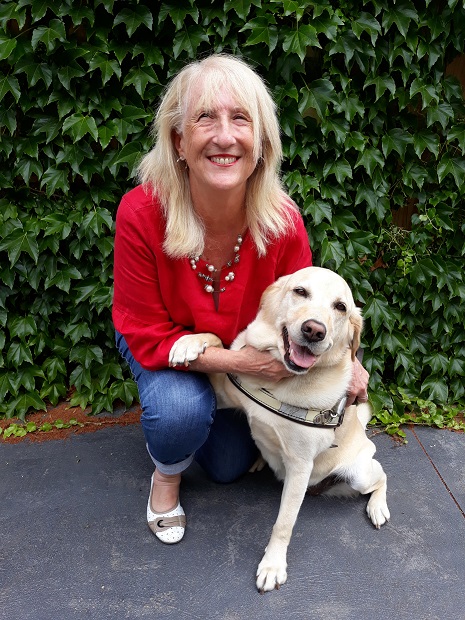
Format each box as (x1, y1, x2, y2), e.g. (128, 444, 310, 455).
(168, 333, 222, 367)
(256, 465, 312, 593)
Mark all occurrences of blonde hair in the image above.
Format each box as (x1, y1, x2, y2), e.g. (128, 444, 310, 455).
(138, 54, 297, 258)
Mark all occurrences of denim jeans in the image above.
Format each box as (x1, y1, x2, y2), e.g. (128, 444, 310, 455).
(115, 332, 258, 482)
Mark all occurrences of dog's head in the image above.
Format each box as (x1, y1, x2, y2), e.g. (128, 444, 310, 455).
(249, 267, 363, 374)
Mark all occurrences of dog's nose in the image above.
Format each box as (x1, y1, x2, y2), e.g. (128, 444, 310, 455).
(301, 319, 326, 342)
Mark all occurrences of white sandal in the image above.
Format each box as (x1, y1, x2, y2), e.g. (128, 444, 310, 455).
(147, 474, 186, 544)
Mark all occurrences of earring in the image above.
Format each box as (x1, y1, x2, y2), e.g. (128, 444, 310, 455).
(176, 155, 185, 163)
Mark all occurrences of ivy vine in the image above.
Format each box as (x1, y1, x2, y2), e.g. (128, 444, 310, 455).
(1, 0, 464, 436)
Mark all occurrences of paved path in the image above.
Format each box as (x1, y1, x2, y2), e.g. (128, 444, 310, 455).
(1, 424, 464, 620)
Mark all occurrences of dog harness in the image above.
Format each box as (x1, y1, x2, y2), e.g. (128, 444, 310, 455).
(227, 373, 347, 428)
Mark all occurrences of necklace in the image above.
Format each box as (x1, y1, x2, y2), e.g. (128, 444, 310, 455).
(189, 234, 243, 294)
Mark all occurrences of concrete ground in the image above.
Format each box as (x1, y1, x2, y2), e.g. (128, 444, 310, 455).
(1, 423, 464, 620)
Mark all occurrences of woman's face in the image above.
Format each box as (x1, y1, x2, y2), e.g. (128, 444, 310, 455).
(174, 85, 257, 203)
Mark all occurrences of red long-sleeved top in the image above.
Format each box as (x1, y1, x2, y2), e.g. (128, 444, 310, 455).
(112, 185, 312, 370)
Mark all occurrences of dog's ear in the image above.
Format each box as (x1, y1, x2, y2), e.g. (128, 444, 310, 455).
(349, 308, 363, 361)
(259, 275, 289, 310)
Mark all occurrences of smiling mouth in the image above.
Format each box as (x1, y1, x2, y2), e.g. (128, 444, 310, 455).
(282, 326, 318, 373)
(209, 156, 238, 165)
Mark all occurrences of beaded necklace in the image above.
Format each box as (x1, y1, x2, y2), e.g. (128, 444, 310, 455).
(189, 234, 243, 295)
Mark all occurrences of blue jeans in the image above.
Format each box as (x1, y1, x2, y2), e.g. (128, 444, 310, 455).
(115, 332, 258, 482)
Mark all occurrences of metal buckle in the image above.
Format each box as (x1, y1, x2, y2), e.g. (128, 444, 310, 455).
(312, 409, 335, 425)
(313, 396, 347, 426)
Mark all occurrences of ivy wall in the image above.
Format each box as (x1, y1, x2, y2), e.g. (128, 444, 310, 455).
(1, 0, 464, 434)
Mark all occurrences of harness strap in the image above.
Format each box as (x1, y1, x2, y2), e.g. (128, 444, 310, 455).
(227, 374, 346, 428)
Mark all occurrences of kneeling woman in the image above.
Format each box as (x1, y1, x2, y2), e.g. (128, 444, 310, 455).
(112, 54, 368, 544)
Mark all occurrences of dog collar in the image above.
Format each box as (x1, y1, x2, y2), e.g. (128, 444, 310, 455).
(227, 374, 346, 428)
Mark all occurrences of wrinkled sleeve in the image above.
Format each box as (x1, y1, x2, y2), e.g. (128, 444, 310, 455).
(112, 197, 191, 370)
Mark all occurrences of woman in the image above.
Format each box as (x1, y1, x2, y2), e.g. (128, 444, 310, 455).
(113, 54, 368, 545)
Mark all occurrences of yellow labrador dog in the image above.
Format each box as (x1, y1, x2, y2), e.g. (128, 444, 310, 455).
(169, 267, 390, 592)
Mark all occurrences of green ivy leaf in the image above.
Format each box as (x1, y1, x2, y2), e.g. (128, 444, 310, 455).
(381, 128, 412, 159)
(42, 214, 73, 239)
(97, 361, 124, 386)
(62, 114, 99, 142)
(40, 382, 67, 406)
(57, 65, 86, 90)
(240, 17, 278, 51)
(437, 154, 465, 186)
(158, 3, 199, 28)
(44, 266, 82, 293)
(352, 12, 382, 45)
(123, 66, 160, 97)
(172, 25, 210, 58)
(17, 365, 46, 392)
(70, 344, 103, 369)
(319, 238, 346, 268)
(413, 130, 440, 159)
(282, 24, 320, 62)
(14, 56, 53, 89)
(32, 116, 62, 143)
(303, 199, 332, 226)
(0, 228, 39, 266)
(421, 377, 448, 403)
(299, 79, 336, 118)
(9, 316, 37, 338)
(15, 158, 43, 186)
(7, 392, 47, 420)
(43, 356, 67, 382)
(346, 230, 376, 258)
(7, 341, 34, 366)
(113, 6, 153, 37)
(80, 208, 113, 237)
(63, 323, 92, 346)
(447, 123, 465, 155)
(224, 0, 260, 21)
(354, 147, 385, 176)
(69, 364, 92, 391)
(322, 158, 352, 184)
(31, 19, 66, 52)
(382, 3, 418, 38)
(40, 167, 70, 197)
(108, 378, 138, 407)
(89, 54, 122, 86)
(0, 76, 21, 103)
(0, 33, 17, 61)
(364, 294, 396, 332)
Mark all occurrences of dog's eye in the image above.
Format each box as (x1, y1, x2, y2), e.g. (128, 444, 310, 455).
(334, 302, 347, 312)
(293, 287, 308, 298)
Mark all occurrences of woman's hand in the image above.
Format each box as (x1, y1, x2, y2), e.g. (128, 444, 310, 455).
(236, 346, 292, 383)
(346, 356, 369, 406)
(187, 342, 290, 382)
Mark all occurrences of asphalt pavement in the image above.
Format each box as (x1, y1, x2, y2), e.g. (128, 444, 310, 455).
(1, 421, 464, 620)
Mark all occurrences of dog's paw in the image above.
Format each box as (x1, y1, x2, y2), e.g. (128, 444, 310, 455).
(256, 558, 287, 593)
(169, 333, 222, 366)
(169, 335, 208, 367)
(249, 455, 267, 473)
(366, 497, 390, 529)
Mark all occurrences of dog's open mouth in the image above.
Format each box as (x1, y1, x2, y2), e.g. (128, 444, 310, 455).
(282, 327, 318, 373)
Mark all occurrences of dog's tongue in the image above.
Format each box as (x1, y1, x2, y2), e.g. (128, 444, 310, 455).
(289, 342, 317, 369)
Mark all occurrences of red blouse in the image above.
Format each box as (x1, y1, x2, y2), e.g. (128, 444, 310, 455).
(112, 185, 312, 370)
